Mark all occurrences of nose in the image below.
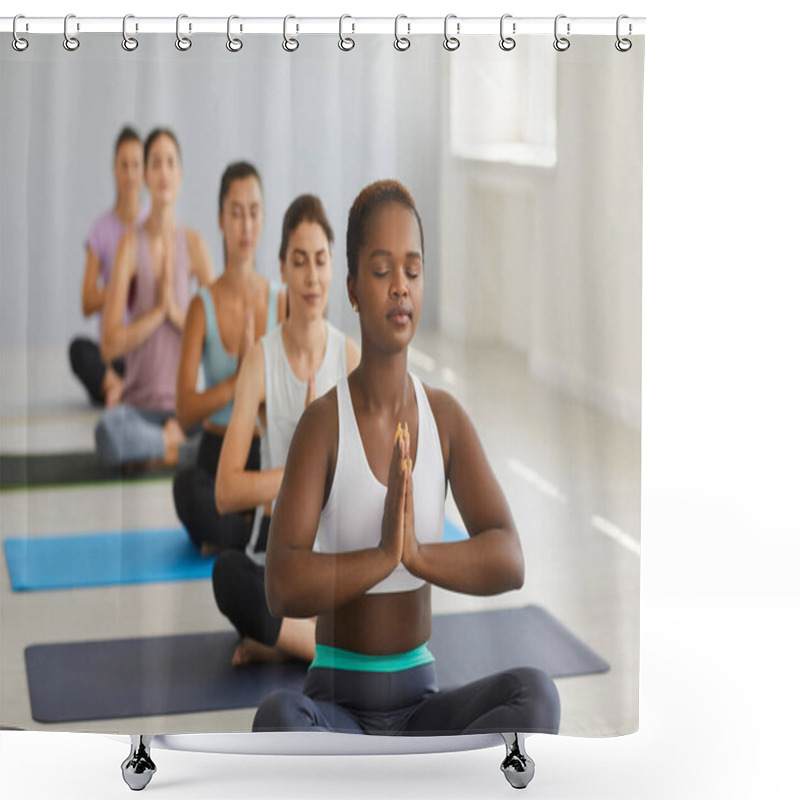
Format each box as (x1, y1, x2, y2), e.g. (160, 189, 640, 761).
(305, 262, 318, 286)
(390, 270, 408, 299)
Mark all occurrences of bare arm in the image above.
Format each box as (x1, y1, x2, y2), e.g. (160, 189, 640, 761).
(403, 390, 524, 595)
(175, 294, 237, 430)
(215, 342, 282, 514)
(100, 231, 166, 363)
(265, 397, 409, 618)
(81, 248, 105, 317)
(187, 228, 214, 288)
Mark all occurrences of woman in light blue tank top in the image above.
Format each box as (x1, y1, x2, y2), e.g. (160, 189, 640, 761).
(172, 163, 286, 555)
(211, 195, 360, 668)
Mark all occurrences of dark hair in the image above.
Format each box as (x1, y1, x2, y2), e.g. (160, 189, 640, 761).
(143, 128, 181, 168)
(279, 194, 334, 262)
(114, 126, 141, 157)
(218, 161, 262, 215)
(346, 179, 424, 278)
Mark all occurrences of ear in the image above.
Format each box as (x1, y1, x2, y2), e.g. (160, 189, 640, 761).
(346, 272, 357, 309)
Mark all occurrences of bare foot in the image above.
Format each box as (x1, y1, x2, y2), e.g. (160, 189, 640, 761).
(102, 368, 124, 408)
(162, 417, 186, 466)
(231, 637, 290, 667)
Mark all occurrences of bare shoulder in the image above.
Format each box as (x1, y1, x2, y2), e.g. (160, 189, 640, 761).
(183, 226, 203, 250)
(345, 337, 361, 373)
(186, 293, 207, 325)
(287, 386, 339, 477)
(300, 386, 339, 439)
(421, 382, 466, 437)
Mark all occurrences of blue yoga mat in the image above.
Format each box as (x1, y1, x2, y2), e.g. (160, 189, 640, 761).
(3, 520, 469, 592)
(3, 528, 212, 591)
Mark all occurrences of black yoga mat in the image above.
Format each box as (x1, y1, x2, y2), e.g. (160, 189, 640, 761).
(25, 606, 609, 723)
(0, 452, 174, 491)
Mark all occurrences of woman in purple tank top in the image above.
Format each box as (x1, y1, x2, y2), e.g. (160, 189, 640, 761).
(94, 128, 214, 468)
(68, 127, 146, 406)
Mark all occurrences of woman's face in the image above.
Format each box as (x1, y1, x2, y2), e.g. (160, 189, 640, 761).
(280, 221, 332, 319)
(114, 140, 143, 201)
(144, 134, 181, 205)
(349, 202, 424, 353)
(219, 176, 264, 266)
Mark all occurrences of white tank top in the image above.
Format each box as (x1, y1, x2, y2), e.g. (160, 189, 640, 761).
(314, 372, 446, 594)
(245, 321, 348, 564)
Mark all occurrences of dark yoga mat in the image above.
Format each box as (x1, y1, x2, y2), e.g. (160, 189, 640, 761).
(24, 606, 609, 723)
(0, 451, 174, 491)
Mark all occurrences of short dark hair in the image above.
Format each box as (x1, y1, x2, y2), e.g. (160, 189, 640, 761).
(279, 194, 334, 262)
(114, 126, 141, 157)
(143, 127, 181, 167)
(346, 179, 424, 278)
(218, 161, 262, 214)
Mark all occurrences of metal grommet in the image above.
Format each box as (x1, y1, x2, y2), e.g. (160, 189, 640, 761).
(553, 14, 570, 52)
(394, 15, 410, 51)
(122, 14, 138, 51)
(499, 14, 516, 51)
(443, 14, 460, 52)
(615, 14, 632, 52)
(12, 15, 29, 52)
(283, 15, 299, 52)
(63, 13, 80, 51)
(227, 15, 243, 52)
(338, 14, 355, 51)
(175, 14, 192, 51)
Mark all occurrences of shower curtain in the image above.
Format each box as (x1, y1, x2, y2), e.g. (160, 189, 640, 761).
(0, 16, 643, 763)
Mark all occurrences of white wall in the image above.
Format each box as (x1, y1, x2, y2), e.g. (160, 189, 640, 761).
(0, 34, 444, 352)
(441, 36, 643, 428)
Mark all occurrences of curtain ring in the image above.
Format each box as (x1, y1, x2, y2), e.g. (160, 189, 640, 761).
(63, 13, 80, 51)
(175, 14, 192, 51)
(615, 15, 632, 52)
(443, 14, 460, 51)
(122, 14, 138, 51)
(499, 14, 516, 51)
(12, 15, 29, 52)
(394, 15, 410, 51)
(553, 14, 570, 52)
(283, 15, 299, 52)
(227, 15, 243, 52)
(338, 14, 355, 51)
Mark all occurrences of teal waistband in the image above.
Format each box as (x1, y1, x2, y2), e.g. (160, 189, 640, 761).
(310, 643, 435, 673)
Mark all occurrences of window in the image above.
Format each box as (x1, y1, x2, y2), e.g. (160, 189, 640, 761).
(450, 43, 557, 168)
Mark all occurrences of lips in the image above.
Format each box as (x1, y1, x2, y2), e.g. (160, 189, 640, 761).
(302, 294, 320, 303)
(388, 306, 412, 325)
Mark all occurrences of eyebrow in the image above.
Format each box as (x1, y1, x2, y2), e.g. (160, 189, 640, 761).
(368, 249, 422, 260)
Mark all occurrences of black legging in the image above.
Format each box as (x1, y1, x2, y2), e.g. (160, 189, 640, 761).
(172, 430, 259, 552)
(212, 518, 281, 647)
(68, 337, 125, 406)
(252, 662, 561, 736)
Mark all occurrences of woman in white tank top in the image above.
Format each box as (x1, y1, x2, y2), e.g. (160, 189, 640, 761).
(213, 195, 359, 667)
(254, 181, 560, 737)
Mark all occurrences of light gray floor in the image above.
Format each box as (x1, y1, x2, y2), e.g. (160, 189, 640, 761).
(0, 335, 640, 736)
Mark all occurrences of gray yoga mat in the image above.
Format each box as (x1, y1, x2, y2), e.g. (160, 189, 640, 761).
(24, 605, 609, 723)
(0, 451, 174, 491)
